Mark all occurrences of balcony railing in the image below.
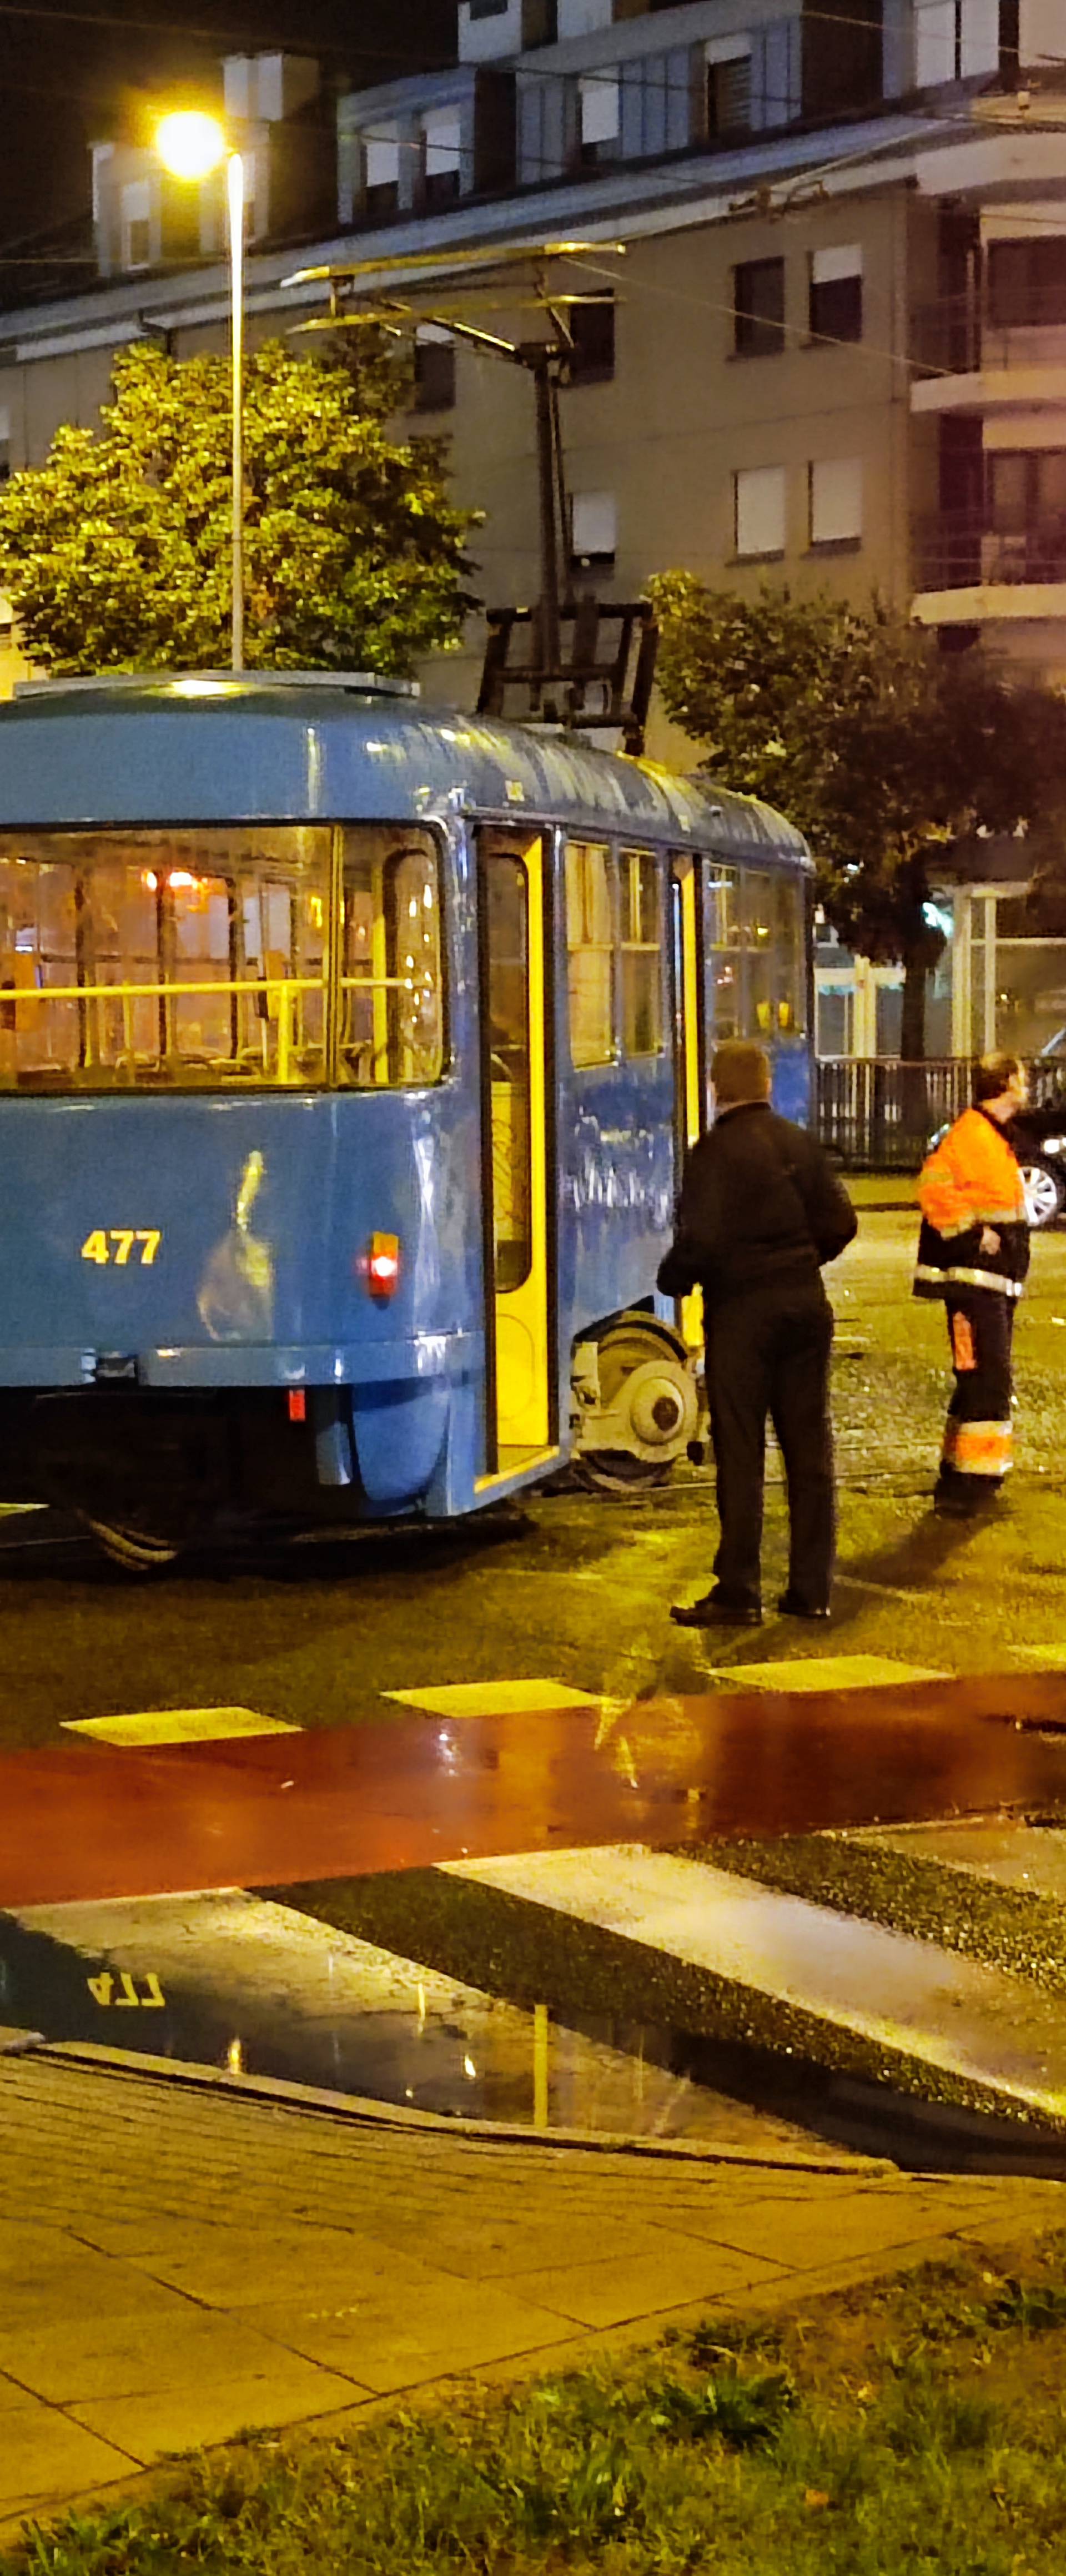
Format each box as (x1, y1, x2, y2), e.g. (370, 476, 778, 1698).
(912, 290, 1066, 378)
(913, 511, 1066, 593)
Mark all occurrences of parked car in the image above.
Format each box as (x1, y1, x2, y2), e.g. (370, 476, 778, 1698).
(1007, 1106, 1066, 1230)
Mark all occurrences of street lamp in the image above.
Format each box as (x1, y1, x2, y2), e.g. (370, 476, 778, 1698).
(155, 111, 245, 672)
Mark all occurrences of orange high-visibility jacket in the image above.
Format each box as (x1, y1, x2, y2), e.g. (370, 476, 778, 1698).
(914, 1107, 1029, 1300)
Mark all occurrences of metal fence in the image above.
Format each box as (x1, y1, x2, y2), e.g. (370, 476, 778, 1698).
(815, 1058, 1066, 1170)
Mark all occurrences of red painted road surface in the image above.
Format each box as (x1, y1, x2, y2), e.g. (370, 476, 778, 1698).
(4, 1673, 1066, 1908)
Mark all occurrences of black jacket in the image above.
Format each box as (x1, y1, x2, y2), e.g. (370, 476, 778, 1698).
(657, 1103, 857, 1309)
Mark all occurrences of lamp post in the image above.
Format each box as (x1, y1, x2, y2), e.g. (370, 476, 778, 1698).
(155, 112, 245, 671)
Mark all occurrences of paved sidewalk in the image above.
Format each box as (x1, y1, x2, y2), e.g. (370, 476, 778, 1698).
(2, 2040, 1062, 2539)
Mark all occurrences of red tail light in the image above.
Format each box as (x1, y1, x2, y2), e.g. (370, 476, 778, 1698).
(288, 1389, 306, 1422)
(365, 1231, 401, 1299)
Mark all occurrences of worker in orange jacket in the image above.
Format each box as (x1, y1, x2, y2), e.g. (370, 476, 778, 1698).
(914, 1053, 1030, 1516)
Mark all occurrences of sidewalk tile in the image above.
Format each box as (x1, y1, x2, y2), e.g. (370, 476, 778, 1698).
(72, 2356, 369, 2466)
(0, 2403, 135, 2517)
(500, 2238, 784, 2331)
(0, 2262, 202, 2344)
(252, 2276, 576, 2394)
(1, 2310, 331, 2408)
(349, 2210, 690, 2283)
(129, 2225, 448, 2311)
(667, 2195, 984, 2270)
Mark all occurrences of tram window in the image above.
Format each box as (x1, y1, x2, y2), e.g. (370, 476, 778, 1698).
(565, 839, 615, 1068)
(743, 869, 807, 1038)
(339, 827, 443, 1088)
(705, 862, 742, 1040)
(0, 826, 330, 1090)
(620, 850, 663, 1056)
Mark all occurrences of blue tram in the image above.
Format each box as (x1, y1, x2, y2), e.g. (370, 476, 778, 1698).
(0, 672, 812, 1564)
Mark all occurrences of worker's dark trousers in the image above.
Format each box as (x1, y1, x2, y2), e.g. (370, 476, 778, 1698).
(704, 1286, 836, 1611)
(936, 1287, 1015, 1503)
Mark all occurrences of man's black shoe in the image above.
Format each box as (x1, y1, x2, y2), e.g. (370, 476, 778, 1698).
(671, 1592, 762, 1628)
(776, 1592, 831, 1621)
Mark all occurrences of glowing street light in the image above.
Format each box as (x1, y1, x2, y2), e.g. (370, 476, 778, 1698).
(155, 112, 246, 671)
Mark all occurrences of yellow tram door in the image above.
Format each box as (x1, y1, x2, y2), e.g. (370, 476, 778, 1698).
(670, 853, 705, 1352)
(476, 832, 559, 1484)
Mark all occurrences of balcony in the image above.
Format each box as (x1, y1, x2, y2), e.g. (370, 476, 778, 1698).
(912, 511, 1066, 628)
(911, 293, 1066, 415)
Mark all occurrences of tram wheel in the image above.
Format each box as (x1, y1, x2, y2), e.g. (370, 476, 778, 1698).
(574, 1314, 698, 1495)
(83, 1516, 183, 1572)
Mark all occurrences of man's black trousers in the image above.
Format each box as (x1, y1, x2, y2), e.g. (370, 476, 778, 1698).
(703, 1285, 835, 1612)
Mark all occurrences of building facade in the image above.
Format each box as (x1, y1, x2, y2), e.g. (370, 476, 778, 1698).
(0, 2, 1065, 1050)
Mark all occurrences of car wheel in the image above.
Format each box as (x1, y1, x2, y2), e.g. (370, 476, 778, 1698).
(1019, 1161, 1065, 1229)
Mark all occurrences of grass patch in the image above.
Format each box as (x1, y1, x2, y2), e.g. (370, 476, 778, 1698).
(9, 2236, 1066, 2576)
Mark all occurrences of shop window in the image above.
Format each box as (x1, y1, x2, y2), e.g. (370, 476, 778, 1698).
(733, 256, 785, 356)
(566, 839, 615, 1066)
(620, 849, 663, 1056)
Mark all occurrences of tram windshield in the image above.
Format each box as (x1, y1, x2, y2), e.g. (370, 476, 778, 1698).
(0, 824, 444, 1090)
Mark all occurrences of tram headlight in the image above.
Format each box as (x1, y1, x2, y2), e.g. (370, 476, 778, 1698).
(363, 1231, 401, 1300)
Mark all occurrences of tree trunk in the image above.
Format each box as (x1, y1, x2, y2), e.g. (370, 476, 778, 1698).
(899, 946, 928, 1149)
(899, 948, 927, 1063)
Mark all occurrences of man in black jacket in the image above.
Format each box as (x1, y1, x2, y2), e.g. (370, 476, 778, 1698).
(658, 1039, 857, 1627)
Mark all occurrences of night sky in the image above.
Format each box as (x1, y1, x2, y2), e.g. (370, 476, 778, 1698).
(0, 0, 456, 298)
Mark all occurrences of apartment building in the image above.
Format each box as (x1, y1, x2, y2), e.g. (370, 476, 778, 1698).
(0, 1, 1063, 1049)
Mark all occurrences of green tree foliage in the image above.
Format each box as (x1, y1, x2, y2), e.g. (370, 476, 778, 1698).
(650, 574, 1066, 1053)
(0, 337, 480, 677)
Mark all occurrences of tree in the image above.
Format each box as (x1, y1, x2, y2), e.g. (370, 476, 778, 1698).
(0, 337, 480, 677)
(649, 575, 1066, 1056)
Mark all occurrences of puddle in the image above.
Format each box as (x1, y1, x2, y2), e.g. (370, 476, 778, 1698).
(4, 1885, 1066, 2177)
(0, 1889, 820, 2159)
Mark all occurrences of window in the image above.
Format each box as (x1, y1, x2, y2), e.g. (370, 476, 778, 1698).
(579, 70, 620, 163)
(987, 449, 1066, 579)
(734, 464, 786, 559)
(988, 236, 1066, 330)
(809, 456, 863, 547)
(706, 862, 742, 1039)
(414, 328, 456, 411)
(364, 124, 400, 217)
(0, 827, 331, 1091)
(120, 178, 152, 272)
(469, 0, 509, 16)
(620, 850, 663, 1055)
(566, 840, 615, 1066)
(733, 257, 785, 356)
(339, 829, 444, 1088)
(423, 106, 461, 207)
(484, 847, 531, 1290)
(570, 489, 616, 571)
(565, 291, 615, 385)
(0, 407, 10, 482)
(809, 244, 863, 344)
(706, 38, 751, 139)
(743, 872, 807, 1039)
(0, 824, 444, 1092)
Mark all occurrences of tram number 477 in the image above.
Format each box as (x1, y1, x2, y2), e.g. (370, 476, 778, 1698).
(81, 1230, 162, 1267)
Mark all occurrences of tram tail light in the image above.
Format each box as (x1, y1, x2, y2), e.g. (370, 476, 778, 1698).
(365, 1231, 401, 1300)
(288, 1389, 306, 1422)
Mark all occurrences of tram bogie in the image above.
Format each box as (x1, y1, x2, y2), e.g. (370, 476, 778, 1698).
(0, 673, 813, 1563)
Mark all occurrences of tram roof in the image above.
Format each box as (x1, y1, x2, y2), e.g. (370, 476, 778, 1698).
(0, 673, 811, 868)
